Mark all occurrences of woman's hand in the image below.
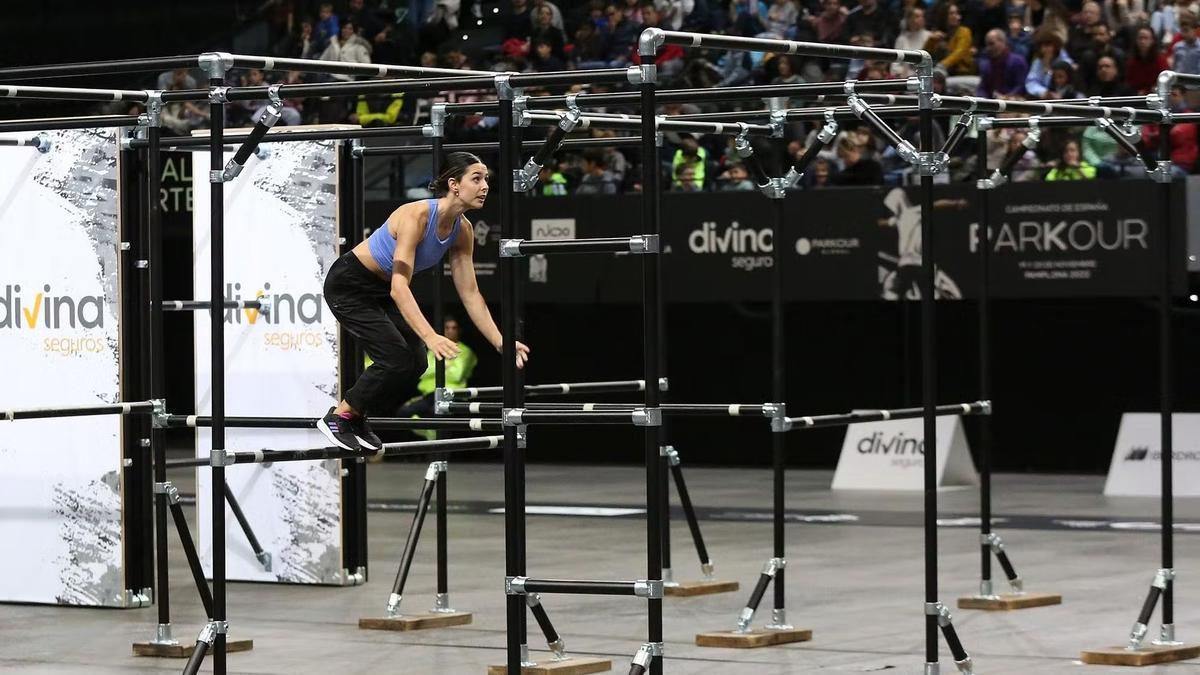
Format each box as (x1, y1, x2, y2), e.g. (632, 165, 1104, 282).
(515, 341, 530, 369)
(424, 334, 461, 361)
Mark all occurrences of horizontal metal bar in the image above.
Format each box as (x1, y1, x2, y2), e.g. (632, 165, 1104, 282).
(0, 55, 200, 81)
(525, 112, 775, 136)
(226, 53, 496, 78)
(168, 435, 503, 468)
(1, 84, 150, 102)
(983, 116, 1104, 129)
(937, 96, 1163, 123)
(665, 97, 919, 123)
(0, 114, 141, 132)
(168, 414, 500, 431)
(446, 402, 766, 417)
(357, 136, 643, 157)
(654, 29, 929, 65)
(510, 69, 633, 88)
(521, 579, 641, 596)
(160, 75, 500, 104)
(161, 300, 263, 311)
(4, 400, 157, 421)
(136, 125, 428, 150)
(784, 401, 991, 430)
(1056, 96, 1154, 107)
(446, 379, 661, 401)
(501, 235, 656, 257)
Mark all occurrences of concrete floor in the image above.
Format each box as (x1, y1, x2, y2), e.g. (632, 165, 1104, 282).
(4, 463, 1200, 674)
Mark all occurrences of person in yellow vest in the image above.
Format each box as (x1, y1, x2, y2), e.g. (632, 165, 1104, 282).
(671, 134, 707, 190)
(395, 315, 477, 438)
(1045, 139, 1097, 181)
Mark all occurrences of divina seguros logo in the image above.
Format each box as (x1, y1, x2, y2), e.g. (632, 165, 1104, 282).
(857, 430, 925, 469)
(1, 284, 104, 329)
(223, 282, 327, 352)
(688, 221, 773, 271)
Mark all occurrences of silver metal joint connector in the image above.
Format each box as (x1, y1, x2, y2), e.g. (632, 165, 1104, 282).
(924, 663, 940, 675)
(198, 52, 234, 79)
(424, 461, 447, 481)
(255, 550, 272, 572)
(434, 399, 451, 415)
(506, 576, 529, 595)
(499, 238, 524, 257)
(632, 407, 662, 427)
(432, 592, 454, 613)
(549, 638, 567, 660)
(386, 592, 403, 617)
(155, 481, 181, 505)
(494, 73, 515, 101)
(429, 103, 447, 138)
(662, 567, 677, 586)
(502, 408, 525, 426)
(1127, 621, 1149, 650)
(982, 532, 1004, 551)
(1153, 568, 1176, 590)
(1009, 576, 1024, 593)
(978, 579, 995, 598)
(520, 643, 536, 667)
(1154, 623, 1183, 646)
(735, 606, 755, 633)
(196, 621, 218, 645)
(629, 234, 659, 253)
(151, 623, 178, 646)
(701, 561, 715, 579)
(763, 557, 786, 577)
(954, 655, 976, 674)
(765, 608, 793, 631)
(209, 448, 232, 467)
(925, 601, 953, 627)
(634, 579, 664, 599)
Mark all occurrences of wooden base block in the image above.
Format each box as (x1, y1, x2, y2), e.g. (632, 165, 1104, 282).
(358, 611, 473, 632)
(486, 656, 612, 674)
(132, 638, 254, 658)
(1080, 644, 1200, 666)
(695, 627, 813, 649)
(957, 591, 1062, 610)
(664, 580, 740, 597)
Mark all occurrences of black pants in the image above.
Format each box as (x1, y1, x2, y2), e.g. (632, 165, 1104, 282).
(324, 253, 427, 416)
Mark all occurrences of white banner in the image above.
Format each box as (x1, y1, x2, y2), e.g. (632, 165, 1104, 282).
(832, 415, 978, 491)
(0, 129, 129, 606)
(1104, 413, 1200, 497)
(194, 139, 347, 584)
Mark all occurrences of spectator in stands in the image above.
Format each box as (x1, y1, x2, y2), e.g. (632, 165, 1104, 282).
(346, 0, 385, 40)
(504, 0, 535, 41)
(1026, 0, 1070, 43)
(717, 161, 757, 190)
(528, 39, 566, 71)
(988, 126, 1041, 180)
(1006, 8, 1033, 59)
(635, 4, 687, 79)
(968, 0, 1009, 51)
(806, 0, 847, 45)
(673, 165, 704, 191)
(894, 7, 931, 75)
(538, 163, 569, 195)
(321, 20, 374, 74)
(156, 67, 196, 92)
(1046, 60, 1082, 98)
(1025, 29, 1074, 98)
(350, 83, 405, 127)
(1127, 25, 1169, 94)
(570, 20, 606, 67)
(672, 135, 708, 190)
(833, 134, 884, 185)
(530, 4, 567, 59)
(533, 0, 566, 30)
(1173, 11, 1200, 88)
(316, 3, 341, 51)
(926, 3, 976, 77)
(577, 150, 620, 195)
(161, 71, 210, 136)
(1045, 138, 1097, 179)
(1067, 1, 1104, 60)
(977, 29, 1029, 98)
(229, 68, 268, 127)
(763, 0, 799, 38)
(602, 3, 643, 66)
(1087, 54, 1134, 96)
(1153, 0, 1185, 45)
(847, 0, 896, 48)
(1142, 86, 1198, 175)
(800, 157, 836, 188)
(1078, 23, 1127, 91)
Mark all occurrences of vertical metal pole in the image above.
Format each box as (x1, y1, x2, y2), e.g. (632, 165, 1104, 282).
(1158, 120, 1175, 634)
(146, 119, 173, 639)
(976, 131, 993, 597)
(641, 63, 664, 675)
(430, 137, 450, 605)
(499, 86, 523, 675)
(352, 143, 369, 576)
(208, 70, 228, 675)
(919, 93, 938, 671)
(771, 195, 786, 620)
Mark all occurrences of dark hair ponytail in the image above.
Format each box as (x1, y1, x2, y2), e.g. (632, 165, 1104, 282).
(429, 152, 485, 195)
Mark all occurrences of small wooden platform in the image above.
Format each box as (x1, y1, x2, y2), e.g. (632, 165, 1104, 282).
(695, 627, 812, 649)
(957, 592, 1062, 611)
(486, 656, 612, 674)
(1080, 644, 1200, 666)
(358, 611, 473, 632)
(132, 637, 253, 658)
(664, 580, 740, 597)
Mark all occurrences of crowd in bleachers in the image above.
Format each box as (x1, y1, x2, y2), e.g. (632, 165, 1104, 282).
(154, 0, 1200, 192)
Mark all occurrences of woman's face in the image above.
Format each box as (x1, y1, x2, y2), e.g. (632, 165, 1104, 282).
(1063, 141, 1080, 165)
(947, 5, 961, 27)
(910, 9, 925, 30)
(1137, 28, 1155, 53)
(1052, 68, 1069, 86)
(1096, 56, 1117, 82)
(777, 57, 792, 75)
(451, 163, 490, 208)
(537, 6, 552, 25)
(1039, 40, 1057, 59)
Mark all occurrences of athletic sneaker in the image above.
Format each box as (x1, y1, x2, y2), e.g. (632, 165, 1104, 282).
(317, 408, 362, 452)
(348, 415, 382, 451)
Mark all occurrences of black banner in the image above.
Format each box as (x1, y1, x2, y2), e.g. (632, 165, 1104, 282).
(371, 180, 1186, 303)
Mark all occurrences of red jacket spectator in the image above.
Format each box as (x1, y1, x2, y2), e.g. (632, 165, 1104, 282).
(1142, 115, 1198, 172)
(1126, 52, 1170, 94)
